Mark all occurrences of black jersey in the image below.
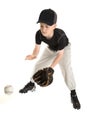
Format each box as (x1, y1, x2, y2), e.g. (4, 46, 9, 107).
(35, 28, 69, 51)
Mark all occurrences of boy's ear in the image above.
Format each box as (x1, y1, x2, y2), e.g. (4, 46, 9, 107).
(53, 24, 57, 28)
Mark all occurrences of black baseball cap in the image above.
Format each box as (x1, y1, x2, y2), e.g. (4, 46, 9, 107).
(37, 9, 57, 26)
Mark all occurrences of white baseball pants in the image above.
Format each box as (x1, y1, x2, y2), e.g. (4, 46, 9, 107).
(30, 43, 76, 90)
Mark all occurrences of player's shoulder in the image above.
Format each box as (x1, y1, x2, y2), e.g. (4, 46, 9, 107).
(35, 30, 42, 38)
(54, 28, 65, 35)
(36, 29, 41, 34)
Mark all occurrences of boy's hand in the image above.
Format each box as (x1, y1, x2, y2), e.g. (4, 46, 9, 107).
(25, 55, 36, 60)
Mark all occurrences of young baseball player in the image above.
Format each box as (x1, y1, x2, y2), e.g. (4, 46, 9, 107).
(19, 9, 81, 109)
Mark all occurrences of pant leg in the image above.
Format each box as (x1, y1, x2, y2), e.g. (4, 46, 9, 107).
(59, 43, 76, 90)
(30, 47, 57, 81)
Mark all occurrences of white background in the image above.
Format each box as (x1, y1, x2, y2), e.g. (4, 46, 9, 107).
(0, 0, 87, 130)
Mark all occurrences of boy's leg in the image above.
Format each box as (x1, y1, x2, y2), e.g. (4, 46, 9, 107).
(59, 43, 81, 109)
(59, 43, 76, 90)
(30, 47, 56, 80)
(19, 47, 57, 93)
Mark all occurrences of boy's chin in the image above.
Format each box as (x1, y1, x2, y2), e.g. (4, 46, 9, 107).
(42, 34, 48, 38)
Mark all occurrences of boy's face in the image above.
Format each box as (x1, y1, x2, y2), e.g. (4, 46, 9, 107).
(40, 23, 56, 38)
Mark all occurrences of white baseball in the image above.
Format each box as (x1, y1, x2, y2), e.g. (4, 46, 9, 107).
(4, 85, 14, 95)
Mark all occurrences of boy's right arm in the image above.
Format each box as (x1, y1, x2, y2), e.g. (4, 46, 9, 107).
(25, 44, 40, 60)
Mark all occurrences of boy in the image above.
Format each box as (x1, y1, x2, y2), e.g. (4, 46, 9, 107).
(19, 9, 81, 109)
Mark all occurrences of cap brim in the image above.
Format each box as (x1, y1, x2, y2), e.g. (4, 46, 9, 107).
(36, 20, 53, 26)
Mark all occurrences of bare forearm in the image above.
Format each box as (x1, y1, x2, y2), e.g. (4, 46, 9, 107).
(32, 48, 39, 57)
(25, 44, 40, 60)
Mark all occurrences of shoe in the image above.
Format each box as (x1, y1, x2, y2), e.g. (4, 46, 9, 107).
(19, 82, 36, 93)
(71, 93, 81, 109)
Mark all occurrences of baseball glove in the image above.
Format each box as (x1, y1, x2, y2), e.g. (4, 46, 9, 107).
(33, 67, 54, 87)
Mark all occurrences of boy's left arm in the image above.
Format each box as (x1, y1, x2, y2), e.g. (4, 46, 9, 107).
(50, 49, 64, 68)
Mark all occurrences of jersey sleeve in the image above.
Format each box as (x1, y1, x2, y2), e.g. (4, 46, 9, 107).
(35, 30, 42, 45)
(58, 34, 69, 50)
